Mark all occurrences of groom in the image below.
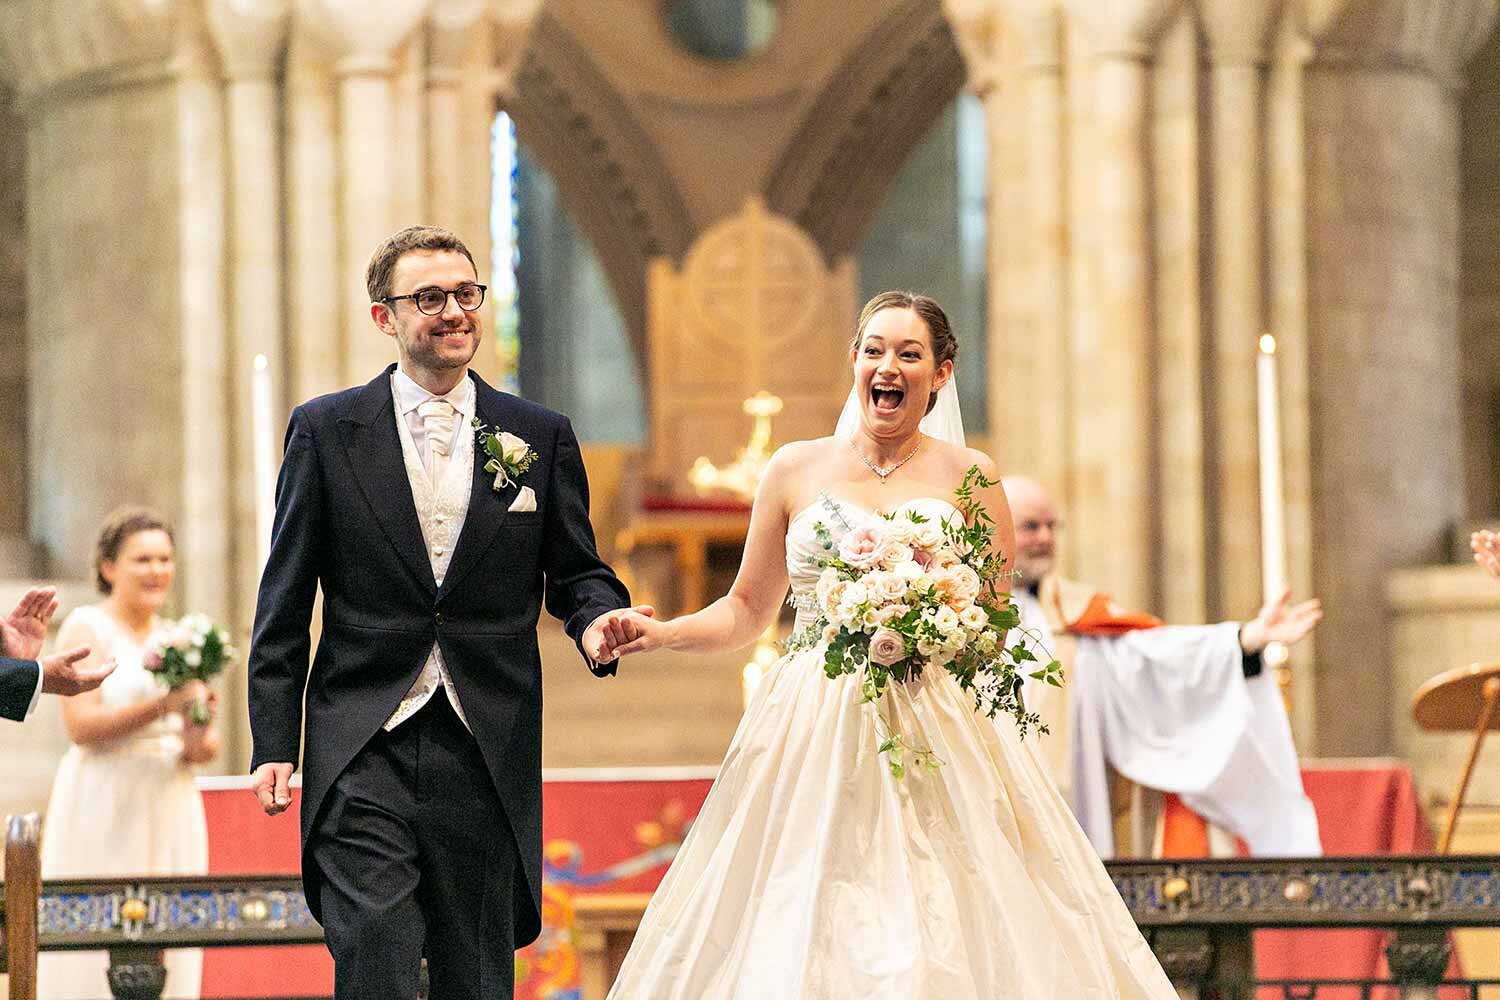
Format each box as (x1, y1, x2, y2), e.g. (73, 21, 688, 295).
(248, 225, 648, 999)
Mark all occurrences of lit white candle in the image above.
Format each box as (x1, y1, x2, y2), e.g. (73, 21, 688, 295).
(1257, 335, 1288, 667)
(252, 354, 275, 570)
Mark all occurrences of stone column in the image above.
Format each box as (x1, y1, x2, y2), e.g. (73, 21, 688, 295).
(1266, 8, 1318, 744)
(310, 0, 430, 381)
(1151, 11, 1207, 623)
(1061, 0, 1179, 610)
(1202, 0, 1280, 621)
(990, 0, 1072, 502)
(174, 4, 233, 626)
(427, 0, 488, 231)
(392, 32, 428, 228)
(284, 18, 342, 405)
(206, 0, 290, 626)
(1302, 0, 1500, 755)
(0, 83, 32, 575)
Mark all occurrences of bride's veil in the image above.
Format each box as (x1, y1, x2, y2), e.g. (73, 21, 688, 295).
(833, 380, 966, 447)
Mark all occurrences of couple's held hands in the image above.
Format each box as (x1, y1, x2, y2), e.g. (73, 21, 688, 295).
(1240, 586, 1323, 654)
(251, 762, 295, 815)
(1473, 530, 1500, 580)
(584, 605, 660, 663)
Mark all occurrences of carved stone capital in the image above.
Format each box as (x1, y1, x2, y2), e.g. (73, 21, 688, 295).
(299, 0, 431, 76)
(1300, 0, 1500, 89)
(1061, 0, 1183, 59)
(206, 0, 292, 79)
(1200, 0, 1283, 64)
(0, 0, 177, 99)
(429, 0, 489, 75)
(942, 0, 1005, 89)
(489, 0, 544, 96)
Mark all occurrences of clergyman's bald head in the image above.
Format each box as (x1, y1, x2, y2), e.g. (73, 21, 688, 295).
(1002, 475, 1061, 588)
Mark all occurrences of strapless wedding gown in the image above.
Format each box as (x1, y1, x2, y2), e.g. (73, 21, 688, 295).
(606, 496, 1175, 999)
(38, 605, 207, 1000)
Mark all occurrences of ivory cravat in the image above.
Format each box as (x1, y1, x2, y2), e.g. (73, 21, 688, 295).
(416, 398, 456, 480)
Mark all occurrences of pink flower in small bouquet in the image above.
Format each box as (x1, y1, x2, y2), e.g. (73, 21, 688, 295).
(145, 613, 235, 725)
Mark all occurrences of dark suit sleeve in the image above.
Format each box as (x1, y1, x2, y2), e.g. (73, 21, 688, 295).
(248, 406, 324, 769)
(541, 417, 631, 676)
(0, 656, 41, 722)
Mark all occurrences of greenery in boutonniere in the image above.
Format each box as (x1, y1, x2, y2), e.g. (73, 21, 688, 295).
(472, 418, 538, 492)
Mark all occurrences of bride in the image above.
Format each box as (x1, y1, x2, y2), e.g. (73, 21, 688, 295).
(597, 291, 1176, 998)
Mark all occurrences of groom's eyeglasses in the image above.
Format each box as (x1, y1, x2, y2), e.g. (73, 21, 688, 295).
(385, 283, 487, 315)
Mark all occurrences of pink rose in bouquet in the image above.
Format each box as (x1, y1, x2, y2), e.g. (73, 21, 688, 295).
(868, 628, 906, 666)
(838, 523, 887, 570)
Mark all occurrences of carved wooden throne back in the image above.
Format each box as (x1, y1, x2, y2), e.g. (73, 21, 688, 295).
(646, 198, 855, 494)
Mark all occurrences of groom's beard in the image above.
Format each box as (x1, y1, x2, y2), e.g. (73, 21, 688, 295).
(400, 318, 482, 371)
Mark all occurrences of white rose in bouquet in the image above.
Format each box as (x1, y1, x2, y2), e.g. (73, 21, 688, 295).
(911, 519, 945, 551)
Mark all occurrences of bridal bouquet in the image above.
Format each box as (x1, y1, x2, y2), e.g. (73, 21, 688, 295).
(144, 614, 235, 725)
(788, 467, 1062, 777)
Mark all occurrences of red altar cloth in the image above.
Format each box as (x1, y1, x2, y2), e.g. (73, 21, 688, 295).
(199, 760, 1440, 999)
(1255, 759, 1458, 999)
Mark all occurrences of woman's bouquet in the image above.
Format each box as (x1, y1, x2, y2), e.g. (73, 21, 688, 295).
(144, 614, 235, 725)
(788, 467, 1062, 776)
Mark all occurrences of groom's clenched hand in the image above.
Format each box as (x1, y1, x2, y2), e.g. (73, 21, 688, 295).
(584, 606, 656, 663)
(252, 762, 295, 815)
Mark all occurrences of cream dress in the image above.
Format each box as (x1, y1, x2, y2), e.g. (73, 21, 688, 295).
(606, 497, 1176, 999)
(38, 604, 207, 1000)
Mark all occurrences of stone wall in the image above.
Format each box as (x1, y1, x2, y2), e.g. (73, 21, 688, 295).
(0, 85, 28, 572)
(25, 81, 188, 573)
(1461, 29, 1500, 523)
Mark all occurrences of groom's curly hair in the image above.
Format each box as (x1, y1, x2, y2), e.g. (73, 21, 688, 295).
(94, 506, 174, 595)
(366, 226, 478, 303)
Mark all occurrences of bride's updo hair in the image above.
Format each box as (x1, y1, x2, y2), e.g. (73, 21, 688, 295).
(850, 290, 957, 414)
(94, 506, 174, 595)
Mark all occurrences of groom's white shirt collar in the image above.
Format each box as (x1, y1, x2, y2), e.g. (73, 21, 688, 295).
(391, 367, 475, 424)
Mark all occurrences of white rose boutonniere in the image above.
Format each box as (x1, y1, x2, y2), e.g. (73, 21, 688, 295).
(473, 418, 538, 492)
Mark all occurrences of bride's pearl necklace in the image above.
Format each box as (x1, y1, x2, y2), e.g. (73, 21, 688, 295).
(852, 436, 922, 483)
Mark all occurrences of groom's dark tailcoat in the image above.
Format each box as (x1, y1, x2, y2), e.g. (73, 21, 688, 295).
(1, 656, 40, 721)
(248, 365, 629, 949)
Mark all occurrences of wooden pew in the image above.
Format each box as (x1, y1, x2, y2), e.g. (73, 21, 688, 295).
(3, 812, 41, 1000)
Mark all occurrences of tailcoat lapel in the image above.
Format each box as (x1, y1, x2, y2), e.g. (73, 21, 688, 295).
(336, 366, 437, 596)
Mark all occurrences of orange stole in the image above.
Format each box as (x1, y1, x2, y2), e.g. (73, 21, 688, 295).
(1062, 590, 1214, 857)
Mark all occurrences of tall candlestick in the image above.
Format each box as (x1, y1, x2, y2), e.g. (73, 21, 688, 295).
(252, 354, 275, 571)
(1257, 335, 1290, 675)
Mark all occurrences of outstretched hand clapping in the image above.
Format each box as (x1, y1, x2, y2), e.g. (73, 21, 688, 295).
(1239, 586, 1323, 654)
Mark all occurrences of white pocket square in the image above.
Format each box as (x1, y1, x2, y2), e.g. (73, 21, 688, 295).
(507, 485, 537, 513)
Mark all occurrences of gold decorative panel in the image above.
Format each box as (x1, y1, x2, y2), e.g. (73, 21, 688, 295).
(647, 198, 855, 493)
